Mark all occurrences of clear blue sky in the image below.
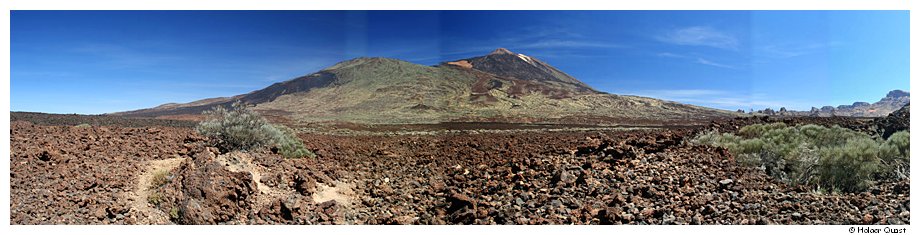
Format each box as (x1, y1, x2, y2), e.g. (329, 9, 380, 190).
(12, 11, 909, 114)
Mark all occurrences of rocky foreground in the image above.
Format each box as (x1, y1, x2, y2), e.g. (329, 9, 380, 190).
(9, 115, 910, 225)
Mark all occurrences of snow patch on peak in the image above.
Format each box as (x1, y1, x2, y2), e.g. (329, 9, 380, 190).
(516, 53, 535, 65)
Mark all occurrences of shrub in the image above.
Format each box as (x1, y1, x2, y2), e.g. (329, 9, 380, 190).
(816, 137, 880, 192)
(147, 169, 170, 206)
(735, 152, 763, 169)
(798, 124, 858, 147)
(197, 102, 275, 152)
(169, 207, 181, 220)
(879, 131, 909, 179)
(691, 124, 909, 193)
(149, 169, 170, 190)
(148, 192, 163, 206)
(196, 101, 313, 158)
(74, 123, 92, 128)
(786, 144, 819, 187)
(735, 139, 765, 157)
(738, 122, 786, 138)
(689, 130, 741, 149)
(269, 124, 315, 158)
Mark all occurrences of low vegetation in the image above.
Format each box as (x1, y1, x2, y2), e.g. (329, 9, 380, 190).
(196, 101, 313, 158)
(147, 169, 170, 206)
(691, 123, 909, 193)
(879, 131, 910, 179)
(147, 192, 163, 206)
(169, 207, 181, 221)
(268, 124, 315, 158)
(149, 169, 170, 190)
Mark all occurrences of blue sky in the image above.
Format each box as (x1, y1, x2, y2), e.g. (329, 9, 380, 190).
(12, 11, 909, 114)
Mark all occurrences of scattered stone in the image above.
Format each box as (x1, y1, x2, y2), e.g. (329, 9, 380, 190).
(9, 118, 911, 225)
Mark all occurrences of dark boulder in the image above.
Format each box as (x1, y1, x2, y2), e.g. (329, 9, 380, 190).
(876, 104, 909, 138)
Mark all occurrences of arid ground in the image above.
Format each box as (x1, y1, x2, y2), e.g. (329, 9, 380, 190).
(10, 112, 909, 225)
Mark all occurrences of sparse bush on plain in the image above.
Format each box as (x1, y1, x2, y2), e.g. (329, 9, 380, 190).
(197, 102, 275, 152)
(74, 123, 92, 128)
(268, 124, 315, 158)
(196, 101, 313, 158)
(691, 124, 909, 193)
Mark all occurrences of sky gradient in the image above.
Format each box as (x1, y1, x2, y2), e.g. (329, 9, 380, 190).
(11, 11, 910, 114)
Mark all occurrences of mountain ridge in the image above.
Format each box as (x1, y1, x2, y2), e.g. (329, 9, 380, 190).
(752, 89, 909, 117)
(114, 48, 736, 125)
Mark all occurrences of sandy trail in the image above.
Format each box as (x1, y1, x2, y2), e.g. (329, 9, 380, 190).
(312, 181, 357, 205)
(127, 157, 187, 224)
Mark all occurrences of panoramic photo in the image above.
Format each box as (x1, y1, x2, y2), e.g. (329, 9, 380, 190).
(10, 10, 909, 225)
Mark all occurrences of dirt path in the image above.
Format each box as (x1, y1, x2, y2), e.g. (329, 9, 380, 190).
(126, 157, 187, 224)
(312, 181, 357, 205)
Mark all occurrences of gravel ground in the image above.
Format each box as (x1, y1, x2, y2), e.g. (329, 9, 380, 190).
(9, 114, 909, 225)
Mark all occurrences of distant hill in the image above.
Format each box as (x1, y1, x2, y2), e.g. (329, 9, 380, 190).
(754, 90, 909, 117)
(113, 48, 736, 125)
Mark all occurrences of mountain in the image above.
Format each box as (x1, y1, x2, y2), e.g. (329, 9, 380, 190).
(806, 90, 909, 117)
(752, 90, 909, 117)
(451, 48, 596, 93)
(114, 48, 735, 125)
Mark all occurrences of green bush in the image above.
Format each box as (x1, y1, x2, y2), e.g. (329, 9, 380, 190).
(149, 169, 170, 190)
(196, 101, 313, 158)
(689, 130, 741, 149)
(269, 124, 315, 158)
(169, 207, 181, 221)
(691, 124, 909, 193)
(147, 169, 170, 206)
(735, 152, 763, 169)
(879, 131, 909, 179)
(197, 102, 275, 152)
(738, 122, 786, 138)
(815, 137, 880, 192)
(736, 138, 766, 155)
(148, 192, 163, 206)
